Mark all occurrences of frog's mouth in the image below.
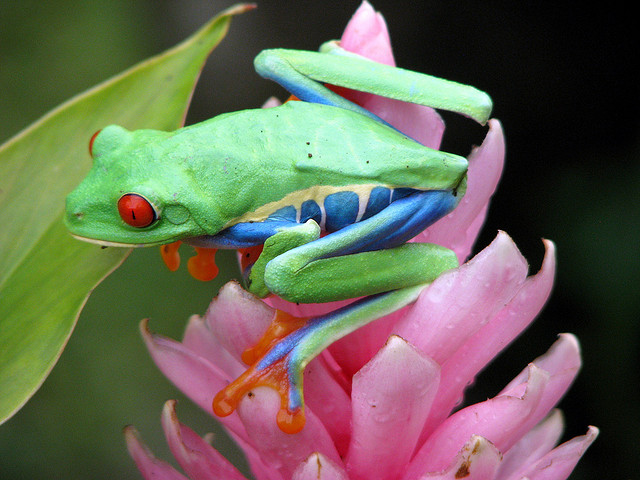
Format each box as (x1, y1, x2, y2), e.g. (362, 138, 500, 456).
(70, 234, 158, 248)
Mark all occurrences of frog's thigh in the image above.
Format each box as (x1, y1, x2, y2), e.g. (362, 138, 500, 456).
(263, 190, 460, 303)
(266, 242, 457, 303)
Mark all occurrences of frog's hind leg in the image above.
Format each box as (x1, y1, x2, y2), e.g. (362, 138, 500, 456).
(254, 48, 492, 127)
(213, 283, 426, 433)
(263, 188, 461, 303)
(254, 48, 390, 127)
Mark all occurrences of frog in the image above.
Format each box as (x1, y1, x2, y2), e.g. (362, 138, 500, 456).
(65, 44, 492, 433)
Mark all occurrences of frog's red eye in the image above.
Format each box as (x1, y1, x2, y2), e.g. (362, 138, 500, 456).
(118, 194, 157, 228)
(89, 129, 102, 157)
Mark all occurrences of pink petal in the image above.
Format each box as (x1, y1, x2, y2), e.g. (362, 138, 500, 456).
(261, 96, 282, 108)
(328, 306, 404, 377)
(346, 336, 441, 480)
(333, 0, 394, 111)
(513, 426, 599, 480)
(422, 239, 556, 437)
(237, 387, 342, 479)
(500, 334, 580, 395)
(292, 453, 349, 480)
(396, 231, 529, 364)
(231, 435, 283, 480)
(204, 281, 275, 362)
(406, 364, 549, 477)
(124, 425, 190, 480)
(161, 400, 247, 480)
(495, 410, 564, 480)
(497, 334, 581, 444)
(417, 436, 502, 480)
(363, 95, 445, 149)
(140, 320, 248, 441)
(339, 1, 445, 146)
(462, 204, 490, 254)
(415, 119, 505, 262)
(341, 1, 394, 66)
(303, 356, 352, 456)
(183, 314, 246, 378)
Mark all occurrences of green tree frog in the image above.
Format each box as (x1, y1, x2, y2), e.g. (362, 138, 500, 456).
(65, 46, 492, 432)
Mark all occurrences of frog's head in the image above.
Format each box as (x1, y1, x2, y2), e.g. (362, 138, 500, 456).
(65, 125, 209, 247)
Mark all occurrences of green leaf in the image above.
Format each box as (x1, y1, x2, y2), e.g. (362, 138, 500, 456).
(0, 3, 254, 424)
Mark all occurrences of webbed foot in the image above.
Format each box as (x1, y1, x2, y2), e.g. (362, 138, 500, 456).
(160, 241, 219, 281)
(213, 309, 311, 434)
(212, 285, 429, 434)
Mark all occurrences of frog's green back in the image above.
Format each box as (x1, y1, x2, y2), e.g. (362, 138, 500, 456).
(173, 101, 467, 223)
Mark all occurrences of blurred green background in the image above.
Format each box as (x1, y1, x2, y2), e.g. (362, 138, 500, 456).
(0, 1, 637, 479)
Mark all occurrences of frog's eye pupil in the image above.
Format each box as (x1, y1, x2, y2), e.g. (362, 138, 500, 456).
(89, 129, 102, 157)
(118, 194, 157, 228)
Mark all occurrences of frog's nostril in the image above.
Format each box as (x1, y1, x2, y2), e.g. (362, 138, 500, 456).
(74, 211, 84, 220)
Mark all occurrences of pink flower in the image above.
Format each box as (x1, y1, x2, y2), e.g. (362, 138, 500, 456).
(125, 2, 597, 479)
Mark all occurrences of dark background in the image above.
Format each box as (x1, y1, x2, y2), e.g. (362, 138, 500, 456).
(0, 1, 637, 479)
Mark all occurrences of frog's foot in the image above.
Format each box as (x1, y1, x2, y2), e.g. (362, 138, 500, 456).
(160, 240, 182, 271)
(188, 246, 219, 281)
(213, 309, 311, 434)
(160, 241, 219, 281)
(213, 286, 431, 434)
